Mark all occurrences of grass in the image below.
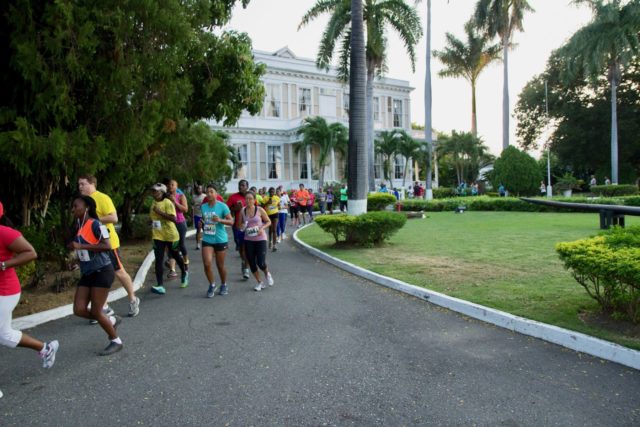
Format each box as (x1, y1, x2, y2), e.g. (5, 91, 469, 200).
(298, 212, 640, 350)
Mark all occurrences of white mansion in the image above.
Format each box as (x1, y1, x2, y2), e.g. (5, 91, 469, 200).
(209, 47, 418, 191)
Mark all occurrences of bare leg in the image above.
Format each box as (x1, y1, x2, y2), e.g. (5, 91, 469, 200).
(215, 250, 227, 284)
(115, 268, 135, 302)
(202, 246, 216, 284)
(17, 334, 44, 351)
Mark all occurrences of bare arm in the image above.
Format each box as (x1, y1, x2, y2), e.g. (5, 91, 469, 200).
(259, 208, 271, 232)
(99, 212, 118, 225)
(175, 194, 188, 214)
(5, 236, 38, 269)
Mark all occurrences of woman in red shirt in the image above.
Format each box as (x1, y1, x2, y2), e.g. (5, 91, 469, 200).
(0, 201, 59, 396)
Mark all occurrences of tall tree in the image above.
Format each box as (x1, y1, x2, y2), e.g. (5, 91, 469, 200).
(433, 21, 501, 136)
(424, 0, 433, 200)
(395, 130, 422, 187)
(437, 130, 494, 184)
(296, 116, 349, 188)
(375, 130, 400, 181)
(299, 0, 422, 192)
(558, 0, 640, 184)
(474, 0, 533, 150)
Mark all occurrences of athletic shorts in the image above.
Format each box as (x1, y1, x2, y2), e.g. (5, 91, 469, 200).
(107, 248, 123, 271)
(232, 227, 245, 250)
(203, 241, 228, 252)
(290, 206, 298, 215)
(194, 215, 203, 230)
(268, 214, 279, 222)
(78, 266, 115, 289)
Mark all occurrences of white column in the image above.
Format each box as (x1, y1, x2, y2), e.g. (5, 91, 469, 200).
(289, 144, 294, 184)
(256, 141, 261, 186)
(306, 146, 312, 187)
(331, 148, 336, 182)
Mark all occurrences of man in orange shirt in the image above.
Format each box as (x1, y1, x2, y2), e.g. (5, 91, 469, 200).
(294, 183, 310, 227)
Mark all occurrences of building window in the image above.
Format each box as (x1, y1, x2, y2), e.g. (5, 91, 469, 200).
(299, 151, 308, 179)
(373, 97, 380, 121)
(234, 144, 248, 179)
(343, 92, 349, 117)
(265, 83, 281, 117)
(299, 88, 311, 114)
(267, 146, 282, 179)
(394, 156, 404, 179)
(393, 99, 403, 127)
(374, 154, 381, 179)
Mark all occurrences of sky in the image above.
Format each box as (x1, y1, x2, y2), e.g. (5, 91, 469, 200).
(224, 1, 593, 157)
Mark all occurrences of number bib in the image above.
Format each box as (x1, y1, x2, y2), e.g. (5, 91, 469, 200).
(246, 226, 260, 237)
(203, 222, 216, 236)
(77, 249, 90, 262)
(152, 220, 162, 230)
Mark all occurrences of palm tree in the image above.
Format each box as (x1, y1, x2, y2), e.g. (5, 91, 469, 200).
(433, 20, 501, 137)
(474, 0, 534, 150)
(437, 130, 494, 184)
(559, 0, 640, 185)
(395, 130, 422, 187)
(299, 0, 423, 192)
(375, 130, 400, 181)
(424, 0, 433, 200)
(295, 116, 349, 188)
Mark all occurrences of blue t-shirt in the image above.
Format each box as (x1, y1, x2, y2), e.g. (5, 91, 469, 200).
(200, 202, 231, 244)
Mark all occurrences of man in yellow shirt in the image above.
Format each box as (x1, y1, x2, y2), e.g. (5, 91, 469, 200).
(78, 175, 140, 317)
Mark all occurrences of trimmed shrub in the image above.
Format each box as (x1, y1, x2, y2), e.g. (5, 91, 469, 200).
(492, 146, 541, 196)
(433, 187, 456, 199)
(590, 184, 638, 197)
(556, 226, 640, 322)
(367, 193, 397, 211)
(623, 196, 640, 207)
(314, 212, 406, 247)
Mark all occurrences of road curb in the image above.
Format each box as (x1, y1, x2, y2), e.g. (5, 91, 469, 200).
(12, 230, 196, 331)
(293, 224, 640, 371)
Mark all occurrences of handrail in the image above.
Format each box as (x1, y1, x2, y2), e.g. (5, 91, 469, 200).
(520, 198, 640, 215)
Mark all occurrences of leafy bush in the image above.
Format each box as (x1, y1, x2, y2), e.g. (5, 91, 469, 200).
(433, 187, 456, 199)
(590, 184, 638, 197)
(16, 261, 37, 288)
(556, 227, 640, 322)
(622, 196, 640, 206)
(492, 146, 541, 196)
(367, 193, 397, 211)
(130, 213, 151, 240)
(314, 212, 407, 247)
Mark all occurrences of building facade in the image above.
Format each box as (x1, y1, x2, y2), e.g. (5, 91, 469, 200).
(209, 47, 416, 191)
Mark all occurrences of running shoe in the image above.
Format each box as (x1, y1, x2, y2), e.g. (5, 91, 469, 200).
(254, 282, 266, 292)
(89, 306, 115, 324)
(128, 297, 140, 317)
(99, 341, 123, 356)
(41, 340, 59, 369)
(181, 271, 189, 288)
(207, 283, 216, 298)
(196, 243, 201, 250)
(242, 268, 250, 280)
(267, 272, 274, 287)
(277, 237, 281, 244)
(167, 270, 178, 279)
(272, 245, 277, 252)
(0, 389, 3, 398)
(151, 285, 166, 295)
(219, 284, 229, 296)
(282, 233, 286, 240)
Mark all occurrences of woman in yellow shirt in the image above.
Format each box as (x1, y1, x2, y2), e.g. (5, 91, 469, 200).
(261, 187, 280, 251)
(149, 183, 188, 294)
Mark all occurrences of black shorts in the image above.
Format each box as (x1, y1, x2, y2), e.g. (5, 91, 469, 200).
(107, 248, 123, 271)
(290, 206, 299, 215)
(78, 266, 115, 289)
(268, 214, 279, 222)
(203, 241, 228, 252)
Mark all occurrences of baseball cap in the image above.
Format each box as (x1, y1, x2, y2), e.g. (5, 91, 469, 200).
(151, 183, 167, 193)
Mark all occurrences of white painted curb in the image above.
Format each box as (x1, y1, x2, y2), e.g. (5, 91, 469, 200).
(12, 230, 196, 330)
(293, 224, 640, 371)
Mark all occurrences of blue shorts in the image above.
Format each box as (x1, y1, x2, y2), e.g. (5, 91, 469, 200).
(232, 227, 245, 251)
(194, 215, 203, 230)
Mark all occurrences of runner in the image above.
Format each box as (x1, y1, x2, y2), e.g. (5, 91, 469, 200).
(295, 183, 310, 227)
(0, 201, 59, 397)
(149, 183, 188, 294)
(326, 187, 334, 214)
(69, 196, 123, 356)
(241, 192, 274, 291)
(276, 187, 289, 243)
(262, 187, 280, 251)
(227, 179, 250, 280)
(192, 184, 206, 250)
(307, 188, 316, 222)
(289, 189, 299, 229)
(317, 187, 327, 215)
(339, 185, 348, 212)
(199, 185, 234, 298)
(166, 179, 189, 278)
(78, 175, 140, 317)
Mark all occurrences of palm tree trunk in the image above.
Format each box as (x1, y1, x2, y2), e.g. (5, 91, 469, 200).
(402, 160, 408, 188)
(471, 78, 478, 137)
(501, 34, 510, 150)
(610, 67, 619, 184)
(367, 65, 376, 192)
(424, 0, 433, 200)
(348, 0, 368, 214)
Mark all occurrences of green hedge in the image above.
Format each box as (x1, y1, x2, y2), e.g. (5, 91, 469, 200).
(433, 187, 457, 198)
(556, 226, 640, 322)
(314, 212, 407, 247)
(367, 193, 397, 211)
(590, 184, 638, 197)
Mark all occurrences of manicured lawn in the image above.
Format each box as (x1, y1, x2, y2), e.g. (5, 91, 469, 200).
(298, 212, 640, 349)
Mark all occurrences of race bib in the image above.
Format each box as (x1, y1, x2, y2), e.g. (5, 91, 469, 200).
(246, 226, 260, 237)
(152, 220, 162, 230)
(77, 249, 90, 262)
(99, 225, 110, 239)
(203, 223, 216, 236)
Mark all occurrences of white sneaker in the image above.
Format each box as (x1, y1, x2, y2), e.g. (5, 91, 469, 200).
(267, 273, 274, 287)
(254, 282, 265, 291)
(0, 389, 3, 398)
(282, 233, 286, 240)
(41, 340, 59, 369)
(276, 237, 281, 244)
(242, 268, 250, 280)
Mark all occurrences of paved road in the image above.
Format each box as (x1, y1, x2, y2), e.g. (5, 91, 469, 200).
(1, 231, 640, 426)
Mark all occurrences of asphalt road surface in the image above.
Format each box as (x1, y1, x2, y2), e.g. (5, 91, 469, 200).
(1, 232, 639, 426)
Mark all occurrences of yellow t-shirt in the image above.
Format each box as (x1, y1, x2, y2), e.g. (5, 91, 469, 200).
(150, 198, 179, 242)
(90, 191, 120, 249)
(262, 195, 280, 216)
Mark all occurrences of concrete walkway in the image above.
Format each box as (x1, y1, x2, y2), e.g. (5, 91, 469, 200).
(1, 232, 639, 425)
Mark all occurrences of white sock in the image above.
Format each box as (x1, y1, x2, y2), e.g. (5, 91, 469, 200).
(39, 343, 47, 354)
(111, 337, 122, 345)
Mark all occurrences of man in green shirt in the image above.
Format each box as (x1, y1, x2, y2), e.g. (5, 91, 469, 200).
(339, 185, 348, 212)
